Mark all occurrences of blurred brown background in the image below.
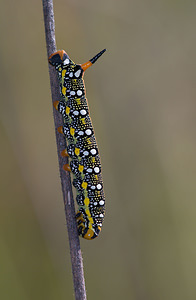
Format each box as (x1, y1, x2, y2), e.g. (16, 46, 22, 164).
(1, 0, 196, 299)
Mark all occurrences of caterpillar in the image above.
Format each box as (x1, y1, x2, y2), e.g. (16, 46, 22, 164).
(48, 49, 106, 240)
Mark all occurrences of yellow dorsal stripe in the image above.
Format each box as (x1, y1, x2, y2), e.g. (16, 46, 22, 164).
(62, 69, 66, 77)
(81, 182, 88, 189)
(62, 87, 67, 96)
(70, 127, 75, 136)
(75, 148, 80, 156)
(66, 106, 70, 115)
(78, 165, 84, 172)
(84, 198, 90, 206)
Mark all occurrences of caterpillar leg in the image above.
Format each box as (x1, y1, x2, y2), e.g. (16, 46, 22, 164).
(57, 124, 75, 141)
(53, 101, 68, 119)
(67, 144, 80, 159)
(57, 126, 63, 134)
(53, 101, 60, 110)
(61, 149, 69, 157)
(63, 164, 71, 172)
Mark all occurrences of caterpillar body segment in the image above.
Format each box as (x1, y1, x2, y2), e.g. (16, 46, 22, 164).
(49, 49, 106, 240)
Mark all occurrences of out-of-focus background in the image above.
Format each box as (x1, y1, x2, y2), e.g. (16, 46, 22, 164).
(1, 0, 196, 299)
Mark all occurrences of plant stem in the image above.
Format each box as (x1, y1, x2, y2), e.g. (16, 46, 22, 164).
(42, 1, 87, 299)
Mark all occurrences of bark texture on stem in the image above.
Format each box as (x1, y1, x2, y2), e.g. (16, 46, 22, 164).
(42, 1, 87, 299)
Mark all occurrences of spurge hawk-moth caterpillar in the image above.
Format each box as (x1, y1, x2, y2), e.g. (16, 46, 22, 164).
(48, 49, 106, 240)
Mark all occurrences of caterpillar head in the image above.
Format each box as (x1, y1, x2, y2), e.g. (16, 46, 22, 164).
(48, 50, 70, 67)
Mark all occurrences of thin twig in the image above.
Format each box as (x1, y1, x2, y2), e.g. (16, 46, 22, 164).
(42, 1, 87, 299)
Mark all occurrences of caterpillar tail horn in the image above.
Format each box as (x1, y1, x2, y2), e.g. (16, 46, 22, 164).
(81, 49, 106, 72)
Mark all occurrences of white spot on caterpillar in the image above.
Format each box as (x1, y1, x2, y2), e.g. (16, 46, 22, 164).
(96, 184, 102, 190)
(100, 214, 104, 218)
(77, 90, 82, 96)
(69, 72, 73, 77)
(94, 167, 100, 173)
(83, 151, 89, 156)
(73, 111, 79, 116)
(90, 149, 97, 155)
(99, 200, 104, 206)
(78, 131, 84, 136)
(70, 91, 75, 95)
(64, 59, 69, 65)
(87, 168, 93, 173)
(80, 109, 87, 116)
(85, 129, 92, 136)
(91, 185, 96, 190)
(94, 202, 98, 206)
(75, 70, 81, 77)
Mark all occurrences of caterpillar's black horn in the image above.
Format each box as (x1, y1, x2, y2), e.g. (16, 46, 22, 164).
(81, 49, 106, 71)
(90, 49, 106, 64)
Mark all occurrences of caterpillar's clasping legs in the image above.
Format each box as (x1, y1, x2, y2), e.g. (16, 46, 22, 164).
(63, 164, 71, 172)
(81, 49, 106, 72)
(61, 149, 69, 157)
(53, 101, 59, 110)
(57, 126, 63, 134)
